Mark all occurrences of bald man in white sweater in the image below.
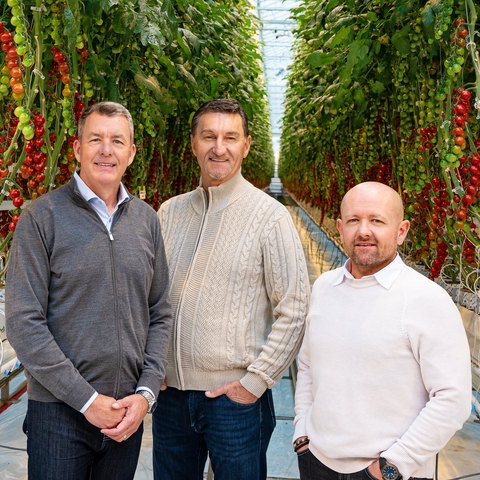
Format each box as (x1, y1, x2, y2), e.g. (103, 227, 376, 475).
(293, 182, 472, 480)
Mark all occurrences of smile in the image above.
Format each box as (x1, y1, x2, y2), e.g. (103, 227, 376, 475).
(95, 162, 115, 167)
(209, 158, 228, 162)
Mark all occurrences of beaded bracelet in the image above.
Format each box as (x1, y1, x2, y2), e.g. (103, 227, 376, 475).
(293, 437, 310, 452)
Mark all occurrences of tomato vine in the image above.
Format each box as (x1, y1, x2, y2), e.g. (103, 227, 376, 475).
(0, 0, 275, 276)
(280, 0, 480, 290)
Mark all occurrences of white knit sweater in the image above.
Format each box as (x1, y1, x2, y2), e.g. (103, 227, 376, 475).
(294, 258, 472, 479)
(158, 171, 309, 397)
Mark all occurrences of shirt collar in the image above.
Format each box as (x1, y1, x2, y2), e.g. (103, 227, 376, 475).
(333, 253, 404, 289)
(74, 170, 129, 207)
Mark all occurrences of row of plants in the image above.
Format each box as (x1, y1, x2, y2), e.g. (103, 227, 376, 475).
(279, 0, 480, 289)
(0, 0, 275, 274)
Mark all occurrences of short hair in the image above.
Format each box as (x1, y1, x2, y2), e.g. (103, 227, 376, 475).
(191, 98, 249, 139)
(77, 101, 134, 144)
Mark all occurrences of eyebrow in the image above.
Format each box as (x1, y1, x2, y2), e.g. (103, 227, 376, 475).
(88, 132, 127, 140)
(200, 129, 240, 137)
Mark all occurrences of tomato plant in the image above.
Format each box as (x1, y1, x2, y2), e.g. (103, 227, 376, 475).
(0, 0, 274, 276)
(280, 0, 480, 289)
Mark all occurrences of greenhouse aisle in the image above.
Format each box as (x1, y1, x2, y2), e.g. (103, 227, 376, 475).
(1, 196, 479, 480)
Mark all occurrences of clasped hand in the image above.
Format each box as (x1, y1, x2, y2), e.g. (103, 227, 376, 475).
(84, 393, 149, 442)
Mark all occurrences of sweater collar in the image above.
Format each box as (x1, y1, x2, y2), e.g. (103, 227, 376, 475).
(333, 253, 405, 289)
(191, 170, 251, 215)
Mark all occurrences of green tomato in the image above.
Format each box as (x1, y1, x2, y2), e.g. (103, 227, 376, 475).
(84, 81, 93, 89)
(19, 113, 30, 124)
(7, 0, 19, 6)
(14, 106, 25, 117)
(76, 41, 84, 49)
(76, 34, 83, 43)
(0, 84, 8, 95)
(85, 89, 94, 98)
(0, 76, 9, 87)
(14, 33, 26, 44)
(62, 98, 72, 108)
(22, 54, 34, 67)
(68, 127, 77, 136)
(23, 130, 34, 141)
(10, 16, 22, 27)
(65, 118, 73, 128)
(17, 44, 28, 56)
(15, 24, 26, 34)
(22, 124, 34, 137)
(11, 6, 21, 15)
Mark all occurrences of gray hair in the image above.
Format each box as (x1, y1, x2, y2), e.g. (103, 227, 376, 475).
(77, 101, 134, 144)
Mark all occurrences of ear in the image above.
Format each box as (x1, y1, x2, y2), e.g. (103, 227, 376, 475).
(191, 134, 197, 157)
(127, 143, 136, 167)
(243, 135, 252, 158)
(397, 220, 410, 246)
(73, 139, 81, 163)
(337, 218, 344, 244)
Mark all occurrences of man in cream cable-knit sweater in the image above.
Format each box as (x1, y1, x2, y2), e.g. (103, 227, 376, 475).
(152, 99, 310, 480)
(293, 182, 472, 480)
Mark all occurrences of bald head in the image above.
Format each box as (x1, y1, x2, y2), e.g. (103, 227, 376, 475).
(340, 182, 404, 225)
(337, 182, 409, 278)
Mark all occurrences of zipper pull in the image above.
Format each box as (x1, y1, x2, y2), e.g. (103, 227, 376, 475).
(109, 231, 114, 241)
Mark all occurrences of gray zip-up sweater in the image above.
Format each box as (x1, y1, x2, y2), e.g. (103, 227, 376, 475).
(6, 178, 172, 411)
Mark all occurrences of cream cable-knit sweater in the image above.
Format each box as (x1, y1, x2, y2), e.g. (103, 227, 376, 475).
(158, 171, 309, 397)
(294, 261, 472, 479)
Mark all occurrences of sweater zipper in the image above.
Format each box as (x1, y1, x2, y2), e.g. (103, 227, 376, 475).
(73, 190, 128, 399)
(109, 206, 126, 399)
(175, 189, 209, 390)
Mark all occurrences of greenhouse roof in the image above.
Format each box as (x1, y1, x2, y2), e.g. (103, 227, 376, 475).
(253, 0, 301, 158)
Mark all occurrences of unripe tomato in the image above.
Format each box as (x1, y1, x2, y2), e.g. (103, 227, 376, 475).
(12, 82, 24, 94)
(22, 54, 34, 67)
(16, 44, 28, 56)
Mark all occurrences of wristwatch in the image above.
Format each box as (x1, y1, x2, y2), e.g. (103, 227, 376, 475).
(136, 390, 157, 413)
(379, 458, 401, 480)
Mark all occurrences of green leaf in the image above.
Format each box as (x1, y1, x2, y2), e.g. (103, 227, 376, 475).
(176, 64, 197, 87)
(242, 102, 253, 121)
(307, 51, 336, 67)
(346, 42, 369, 71)
(157, 87, 178, 116)
(372, 81, 386, 94)
(106, 76, 121, 103)
(327, 26, 351, 48)
(366, 12, 378, 21)
(141, 22, 165, 48)
(354, 89, 366, 110)
(113, 9, 137, 35)
(179, 28, 200, 53)
(332, 87, 349, 109)
(421, 5, 434, 27)
(210, 77, 219, 96)
(63, 6, 80, 53)
(391, 25, 411, 54)
(99, 0, 120, 13)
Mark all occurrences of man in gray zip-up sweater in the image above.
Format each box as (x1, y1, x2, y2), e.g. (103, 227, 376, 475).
(6, 102, 172, 480)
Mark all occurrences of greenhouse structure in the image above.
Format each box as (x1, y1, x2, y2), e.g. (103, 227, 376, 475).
(0, 0, 479, 479)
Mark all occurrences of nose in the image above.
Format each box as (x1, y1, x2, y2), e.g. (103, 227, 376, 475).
(100, 139, 113, 156)
(212, 137, 227, 156)
(357, 220, 371, 237)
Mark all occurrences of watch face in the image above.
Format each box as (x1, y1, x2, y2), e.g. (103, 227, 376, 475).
(382, 465, 398, 480)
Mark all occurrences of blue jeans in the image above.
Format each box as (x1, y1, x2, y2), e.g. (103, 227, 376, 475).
(298, 449, 432, 480)
(23, 400, 143, 480)
(152, 387, 276, 480)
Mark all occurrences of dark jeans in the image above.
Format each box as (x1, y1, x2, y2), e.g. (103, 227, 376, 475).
(152, 387, 276, 480)
(298, 449, 432, 480)
(24, 400, 143, 480)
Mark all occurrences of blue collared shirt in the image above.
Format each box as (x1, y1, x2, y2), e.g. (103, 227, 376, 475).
(74, 171, 130, 232)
